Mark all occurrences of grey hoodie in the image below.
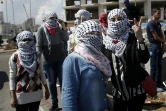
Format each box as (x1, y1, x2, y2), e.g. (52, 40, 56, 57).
(36, 26, 69, 64)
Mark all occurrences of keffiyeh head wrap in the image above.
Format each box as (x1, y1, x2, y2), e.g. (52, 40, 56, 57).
(16, 31, 37, 78)
(74, 20, 112, 77)
(104, 9, 130, 57)
(75, 9, 91, 25)
(99, 12, 108, 27)
(43, 11, 59, 54)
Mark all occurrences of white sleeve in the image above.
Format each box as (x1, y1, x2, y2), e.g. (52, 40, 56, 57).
(68, 34, 74, 52)
(39, 58, 47, 85)
(9, 53, 17, 90)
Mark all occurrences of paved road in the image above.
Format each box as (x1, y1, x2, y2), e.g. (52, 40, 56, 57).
(0, 52, 15, 111)
(1, 51, 166, 111)
(0, 52, 46, 111)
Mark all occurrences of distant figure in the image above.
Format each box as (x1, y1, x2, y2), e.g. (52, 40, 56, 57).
(146, 8, 166, 92)
(123, 0, 141, 27)
(36, 11, 69, 111)
(0, 35, 3, 47)
(164, 8, 166, 20)
(68, 9, 91, 54)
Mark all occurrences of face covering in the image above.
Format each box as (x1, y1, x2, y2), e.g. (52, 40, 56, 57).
(74, 20, 112, 77)
(104, 9, 130, 57)
(16, 31, 37, 78)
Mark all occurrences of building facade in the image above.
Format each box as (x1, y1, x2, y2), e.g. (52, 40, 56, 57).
(22, 18, 35, 32)
(0, 11, 4, 22)
(63, 0, 166, 26)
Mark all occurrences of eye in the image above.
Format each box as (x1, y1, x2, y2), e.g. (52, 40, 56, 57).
(111, 18, 115, 22)
(117, 17, 123, 21)
(22, 38, 32, 42)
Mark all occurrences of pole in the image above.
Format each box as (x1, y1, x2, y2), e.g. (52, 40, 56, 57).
(6, 0, 8, 35)
(1, 0, 9, 35)
(10, 0, 15, 35)
(30, 0, 31, 18)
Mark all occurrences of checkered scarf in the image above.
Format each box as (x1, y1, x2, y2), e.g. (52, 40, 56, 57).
(104, 9, 130, 57)
(43, 11, 58, 53)
(74, 20, 112, 76)
(75, 9, 91, 25)
(16, 31, 37, 78)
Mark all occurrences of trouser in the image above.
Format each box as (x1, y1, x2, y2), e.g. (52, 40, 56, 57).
(43, 60, 64, 109)
(113, 93, 146, 111)
(148, 43, 162, 87)
(16, 101, 40, 111)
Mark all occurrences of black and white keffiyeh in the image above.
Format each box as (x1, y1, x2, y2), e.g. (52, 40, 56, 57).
(16, 31, 37, 78)
(75, 20, 102, 52)
(74, 20, 112, 76)
(75, 9, 91, 25)
(104, 9, 130, 57)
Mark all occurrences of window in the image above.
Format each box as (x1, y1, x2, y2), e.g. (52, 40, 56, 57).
(66, 9, 79, 21)
(66, 0, 80, 6)
(86, 0, 98, 4)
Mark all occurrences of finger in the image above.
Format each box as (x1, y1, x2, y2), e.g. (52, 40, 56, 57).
(11, 104, 15, 108)
(133, 18, 137, 26)
(128, 20, 133, 22)
(139, 17, 142, 26)
(132, 26, 135, 30)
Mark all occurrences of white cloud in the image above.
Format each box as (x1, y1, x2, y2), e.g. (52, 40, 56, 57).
(0, 0, 63, 25)
(35, 0, 63, 24)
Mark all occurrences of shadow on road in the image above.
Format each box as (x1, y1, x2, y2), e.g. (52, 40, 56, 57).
(0, 71, 9, 90)
(162, 57, 166, 82)
(143, 104, 166, 110)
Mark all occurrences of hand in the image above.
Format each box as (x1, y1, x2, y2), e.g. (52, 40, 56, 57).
(58, 19, 65, 29)
(10, 97, 17, 108)
(69, 48, 74, 54)
(132, 18, 143, 42)
(45, 90, 50, 100)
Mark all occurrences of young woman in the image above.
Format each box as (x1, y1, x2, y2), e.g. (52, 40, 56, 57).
(62, 20, 112, 111)
(103, 9, 150, 111)
(9, 31, 50, 111)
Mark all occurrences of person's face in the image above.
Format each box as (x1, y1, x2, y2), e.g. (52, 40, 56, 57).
(110, 15, 123, 22)
(153, 10, 161, 20)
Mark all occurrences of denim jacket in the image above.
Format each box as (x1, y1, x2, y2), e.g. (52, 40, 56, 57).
(61, 52, 108, 111)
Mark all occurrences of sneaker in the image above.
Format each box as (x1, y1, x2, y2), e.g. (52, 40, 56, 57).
(56, 84, 60, 87)
(157, 87, 164, 92)
(163, 81, 166, 87)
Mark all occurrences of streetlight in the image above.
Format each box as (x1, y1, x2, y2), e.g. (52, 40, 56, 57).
(1, 0, 9, 35)
(10, 0, 16, 35)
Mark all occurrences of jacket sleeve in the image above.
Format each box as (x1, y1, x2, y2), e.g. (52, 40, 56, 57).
(39, 57, 47, 85)
(9, 53, 17, 90)
(61, 56, 79, 111)
(136, 41, 150, 64)
(36, 26, 43, 58)
(59, 28, 69, 42)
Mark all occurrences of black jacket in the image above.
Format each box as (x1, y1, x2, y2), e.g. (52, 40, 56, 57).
(103, 32, 150, 87)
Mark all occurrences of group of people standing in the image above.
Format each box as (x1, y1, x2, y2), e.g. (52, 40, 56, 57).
(8, 0, 166, 111)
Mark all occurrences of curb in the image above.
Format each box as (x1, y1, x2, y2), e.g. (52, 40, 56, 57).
(0, 49, 16, 54)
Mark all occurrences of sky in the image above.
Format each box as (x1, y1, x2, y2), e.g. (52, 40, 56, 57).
(0, 0, 63, 25)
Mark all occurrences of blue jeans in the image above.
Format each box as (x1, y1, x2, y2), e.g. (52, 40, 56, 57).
(148, 43, 162, 87)
(43, 60, 64, 109)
